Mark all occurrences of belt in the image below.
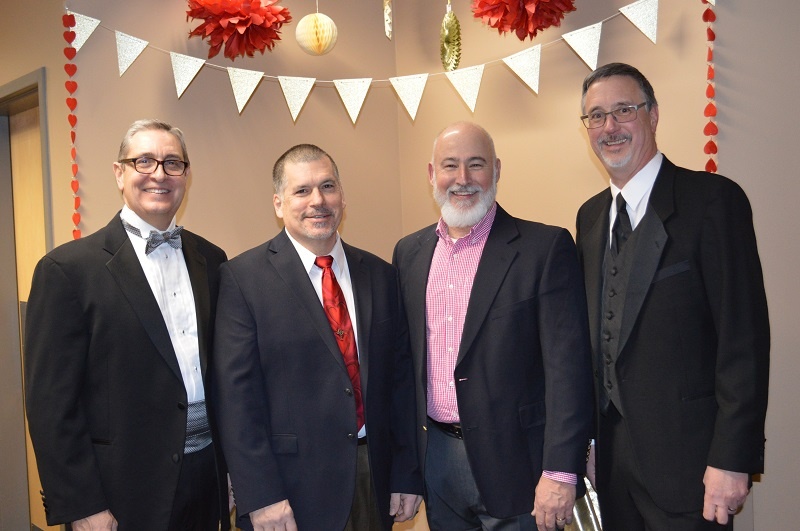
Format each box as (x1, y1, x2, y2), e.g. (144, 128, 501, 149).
(428, 416, 463, 439)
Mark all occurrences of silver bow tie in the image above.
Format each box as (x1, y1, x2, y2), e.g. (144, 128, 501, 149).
(122, 220, 183, 255)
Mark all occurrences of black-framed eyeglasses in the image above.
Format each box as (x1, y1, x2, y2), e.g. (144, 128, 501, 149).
(580, 102, 648, 129)
(119, 156, 189, 176)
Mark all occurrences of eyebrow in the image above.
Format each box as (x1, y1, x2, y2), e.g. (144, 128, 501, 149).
(440, 156, 488, 164)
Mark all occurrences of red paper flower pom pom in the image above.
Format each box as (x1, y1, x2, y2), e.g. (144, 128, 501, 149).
(187, 0, 292, 60)
(472, 0, 577, 41)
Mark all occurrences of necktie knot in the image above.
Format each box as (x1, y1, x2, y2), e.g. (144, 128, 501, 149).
(145, 226, 183, 255)
(315, 255, 334, 269)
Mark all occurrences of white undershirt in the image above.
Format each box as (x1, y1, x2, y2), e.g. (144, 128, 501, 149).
(609, 151, 663, 245)
(120, 206, 203, 402)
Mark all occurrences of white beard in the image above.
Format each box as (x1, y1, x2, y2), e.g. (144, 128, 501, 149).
(433, 177, 497, 231)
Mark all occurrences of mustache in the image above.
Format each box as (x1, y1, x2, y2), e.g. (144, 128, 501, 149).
(303, 207, 333, 218)
(447, 184, 482, 194)
(597, 133, 631, 145)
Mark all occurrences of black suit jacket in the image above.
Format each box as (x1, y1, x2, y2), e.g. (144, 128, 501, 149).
(212, 230, 422, 530)
(576, 157, 770, 512)
(392, 205, 594, 519)
(24, 213, 229, 529)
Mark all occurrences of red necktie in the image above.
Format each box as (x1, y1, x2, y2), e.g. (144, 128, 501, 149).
(315, 255, 364, 430)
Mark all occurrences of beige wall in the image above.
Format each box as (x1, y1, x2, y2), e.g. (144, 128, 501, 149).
(1, 0, 798, 529)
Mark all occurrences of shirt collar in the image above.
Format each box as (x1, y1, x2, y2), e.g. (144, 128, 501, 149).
(284, 229, 346, 277)
(435, 202, 498, 244)
(610, 151, 663, 211)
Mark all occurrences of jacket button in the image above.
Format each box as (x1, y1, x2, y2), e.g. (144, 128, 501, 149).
(344, 388, 353, 396)
(172, 453, 180, 463)
(347, 433, 356, 440)
(177, 402, 187, 410)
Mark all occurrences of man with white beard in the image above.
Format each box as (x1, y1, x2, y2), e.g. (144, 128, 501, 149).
(392, 122, 594, 531)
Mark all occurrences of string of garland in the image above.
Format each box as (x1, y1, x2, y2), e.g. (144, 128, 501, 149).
(702, 1, 717, 173)
(63, 13, 82, 239)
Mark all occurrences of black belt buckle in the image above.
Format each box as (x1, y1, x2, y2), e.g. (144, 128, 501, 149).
(428, 417, 463, 439)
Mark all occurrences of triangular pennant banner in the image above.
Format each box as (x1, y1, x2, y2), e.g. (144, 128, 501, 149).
(278, 76, 316, 122)
(707, 0, 715, 5)
(227, 67, 264, 114)
(563, 23, 603, 70)
(115, 31, 148, 77)
(170, 52, 206, 98)
(389, 74, 428, 120)
(333, 78, 372, 124)
(69, 12, 101, 52)
(620, 0, 659, 44)
(502, 45, 542, 94)
(445, 65, 484, 112)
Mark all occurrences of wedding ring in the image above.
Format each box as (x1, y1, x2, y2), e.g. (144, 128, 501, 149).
(727, 506, 737, 513)
(556, 517, 566, 523)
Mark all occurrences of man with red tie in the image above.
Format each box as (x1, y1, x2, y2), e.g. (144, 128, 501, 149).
(212, 144, 422, 530)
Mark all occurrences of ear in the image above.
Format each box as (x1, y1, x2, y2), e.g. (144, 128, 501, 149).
(494, 158, 501, 184)
(273, 193, 284, 219)
(648, 104, 659, 132)
(113, 161, 125, 191)
(428, 162, 435, 186)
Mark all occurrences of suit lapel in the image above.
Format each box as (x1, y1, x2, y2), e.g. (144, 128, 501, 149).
(345, 244, 371, 395)
(182, 233, 210, 377)
(103, 214, 183, 381)
(457, 206, 518, 365)
(581, 194, 612, 356)
(403, 227, 438, 395)
(268, 232, 346, 371)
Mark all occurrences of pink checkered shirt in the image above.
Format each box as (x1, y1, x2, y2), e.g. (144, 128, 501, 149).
(425, 203, 576, 486)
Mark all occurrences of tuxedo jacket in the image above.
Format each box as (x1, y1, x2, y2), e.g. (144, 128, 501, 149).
(576, 157, 770, 512)
(212, 230, 422, 530)
(24, 213, 229, 529)
(392, 204, 594, 519)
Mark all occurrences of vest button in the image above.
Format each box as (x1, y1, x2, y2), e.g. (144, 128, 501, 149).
(603, 331, 612, 341)
(606, 381, 613, 390)
(608, 289, 617, 297)
(611, 267, 618, 276)
(605, 355, 612, 365)
(605, 311, 614, 320)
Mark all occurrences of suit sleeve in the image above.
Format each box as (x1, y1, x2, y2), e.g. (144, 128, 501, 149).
(537, 229, 594, 475)
(700, 181, 769, 473)
(212, 263, 288, 517)
(24, 257, 109, 524)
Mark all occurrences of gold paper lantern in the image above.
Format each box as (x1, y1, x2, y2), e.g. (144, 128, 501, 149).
(296, 13, 338, 56)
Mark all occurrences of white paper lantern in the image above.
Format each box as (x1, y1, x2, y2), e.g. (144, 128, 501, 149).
(296, 13, 338, 56)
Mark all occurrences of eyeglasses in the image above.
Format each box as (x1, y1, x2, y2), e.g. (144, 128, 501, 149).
(119, 156, 189, 176)
(580, 102, 648, 129)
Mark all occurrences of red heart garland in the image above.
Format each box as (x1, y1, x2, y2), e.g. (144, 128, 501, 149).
(702, 8, 716, 22)
(68, 114, 78, 127)
(70, 147, 77, 160)
(73, 229, 82, 240)
(705, 159, 717, 173)
(63, 31, 76, 44)
(703, 140, 718, 154)
(65, 64, 77, 77)
(707, 66, 715, 80)
(63, 14, 76, 27)
(71, 131, 76, 143)
(72, 213, 81, 226)
(66, 97, 77, 111)
(64, 47, 77, 60)
(706, 84, 715, 98)
(71, 164, 79, 177)
(703, 121, 718, 136)
(65, 80, 78, 93)
(704, 103, 717, 117)
(707, 47, 713, 62)
(707, 28, 716, 41)
(71, 180, 80, 193)
(74, 196, 81, 209)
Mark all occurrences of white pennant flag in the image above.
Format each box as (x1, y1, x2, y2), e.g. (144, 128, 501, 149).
(278, 76, 316, 122)
(333, 78, 372, 124)
(563, 23, 603, 71)
(170, 53, 206, 98)
(115, 31, 148, 77)
(503, 45, 542, 94)
(389, 74, 428, 120)
(227, 67, 264, 114)
(707, 0, 714, 5)
(445, 65, 484, 112)
(69, 12, 101, 52)
(620, 0, 659, 44)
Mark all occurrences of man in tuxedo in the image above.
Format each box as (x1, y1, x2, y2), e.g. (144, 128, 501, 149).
(212, 144, 422, 531)
(392, 121, 594, 531)
(576, 62, 770, 530)
(24, 119, 229, 530)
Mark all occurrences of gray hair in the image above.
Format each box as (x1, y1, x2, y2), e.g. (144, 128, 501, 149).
(581, 62, 658, 113)
(117, 119, 189, 162)
(272, 144, 340, 196)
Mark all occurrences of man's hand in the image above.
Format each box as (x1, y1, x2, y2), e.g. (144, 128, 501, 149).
(71, 510, 117, 530)
(250, 499, 298, 531)
(532, 476, 576, 531)
(702, 466, 749, 525)
(389, 492, 423, 522)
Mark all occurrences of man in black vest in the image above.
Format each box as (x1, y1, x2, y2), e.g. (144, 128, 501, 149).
(576, 63, 770, 530)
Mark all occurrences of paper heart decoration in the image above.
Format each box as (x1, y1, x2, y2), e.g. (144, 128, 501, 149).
(706, 84, 715, 98)
(65, 80, 78, 94)
(72, 213, 81, 225)
(707, 28, 716, 41)
(73, 229, 82, 240)
(68, 114, 77, 127)
(71, 131, 76, 143)
(71, 179, 80, 193)
(703, 121, 718, 136)
(704, 140, 718, 154)
(705, 159, 717, 173)
(704, 103, 717, 117)
(707, 66, 714, 80)
(70, 147, 77, 160)
(65, 64, 77, 77)
(64, 47, 77, 60)
(702, 8, 716, 22)
(63, 14, 76, 27)
(71, 163, 79, 177)
(74, 196, 81, 209)
(707, 48, 713, 62)
(63, 31, 76, 44)
(66, 97, 77, 111)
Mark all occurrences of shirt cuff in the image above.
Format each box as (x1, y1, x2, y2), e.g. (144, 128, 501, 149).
(542, 470, 578, 485)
